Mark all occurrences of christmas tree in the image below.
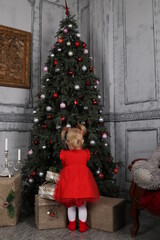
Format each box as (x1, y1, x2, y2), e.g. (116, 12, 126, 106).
(22, 5, 122, 209)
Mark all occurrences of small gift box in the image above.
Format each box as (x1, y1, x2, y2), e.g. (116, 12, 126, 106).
(45, 171, 59, 183)
(38, 182, 55, 200)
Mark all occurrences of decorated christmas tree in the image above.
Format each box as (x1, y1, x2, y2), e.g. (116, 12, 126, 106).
(22, 5, 122, 209)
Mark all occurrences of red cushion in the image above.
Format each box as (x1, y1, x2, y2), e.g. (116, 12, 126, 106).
(140, 190, 160, 215)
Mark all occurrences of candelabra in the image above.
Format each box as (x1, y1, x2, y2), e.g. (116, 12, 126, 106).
(0, 150, 21, 177)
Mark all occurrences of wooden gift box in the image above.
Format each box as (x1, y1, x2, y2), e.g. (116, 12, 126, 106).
(0, 173, 21, 226)
(35, 195, 67, 230)
(87, 196, 125, 232)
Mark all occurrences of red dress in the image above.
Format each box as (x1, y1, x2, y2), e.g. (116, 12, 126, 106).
(54, 149, 100, 207)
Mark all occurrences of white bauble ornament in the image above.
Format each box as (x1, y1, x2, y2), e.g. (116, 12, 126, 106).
(104, 142, 108, 147)
(96, 168, 101, 175)
(33, 110, 36, 114)
(58, 48, 61, 52)
(90, 140, 96, 146)
(82, 65, 87, 72)
(60, 102, 66, 109)
(98, 95, 101, 99)
(76, 33, 81, 37)
(99, 116, 104, 122)
(66, 41, 71, 46)
(84, 106, 88, 110)
(56, 125, 61, 130)
(40, 94, 45, 99)
(50, 53, 55, 57)
(29, 178, 34, 183)
(46, 106, 52, 111)
(68, 51, 73, 57)
(34, 118, 39, 123)
(99, 109, 103, 114)
(68, 24, 72, 28)
(39, 172, 44, 177)
(46, 78, 50, 82)
(94, 86, 97, 89)
(55, 68, 60, 72)
(47, 211, 50, 215)
(66, 123, 71, 128)
(74, 85, 80, 90)
(42, 145, 46, 149)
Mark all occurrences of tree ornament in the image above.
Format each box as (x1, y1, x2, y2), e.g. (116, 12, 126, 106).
(75, 41, 80, 47)
(93, 99, 97, 105)
(28, 178, 34, 183)
(53, 60, 58, 66)
(32, 171, 36, 176)
(51, 44, 55, 50)
(42, 124, 47, 129)
(104, 142, 108, 147)
(57, 48, 62, 52)
(61, 116, 65, 122)
(68, 24, 72, 28)
(52, 92, 58, 99)
(94, 151, 98, 155)
(98, 95, 101, 99)
(60, 102, 66, 109)
(109, 156, 113, 162)
(55, 68, 60, 72)
(114, 167, 119, 174)
(66, 41, 71, 46)
(42, 145, 46, 149)
(39, 172, 44, 177)
(82, 43, 86, 48)
(102, 132, 107, 139)
(84, 49, 88, 54)
(90, 140, 96, 145)
(90, 66, 94, 72)
(34, 118, 39, 123)
(63, 28, 68, 33)
(46, 78, 50, 82)
(33, 110, 36, 114)
(78, 57, 82, 62)
(96, 80, 100, 85)
(56, 125, 61, 130)
(47, 115, 52, 119)
(96, 168, 101, 175)
(99, 173, 104, 179)
(85, 80, 90, 86)
(68, 70, 73, 76)
(50, 53, 55, 57)
(74, 100, 79, 105)
(66, 123, 71, 128)
(94, 85, 97, 89)
(28, 149, 33, 155)
(40, 94, 45, 99)
(74, 85, 80, 90)
(44, 66, 48, 72)
(46, 106, 52, 111)
(99, 109, 103, 114)
(99, 116, 104, 122)
(82, 65, 87, 72)
(58, 37, 63, 43)
(49, 138, 54, 145)
(76, 33, 81, 37)
(68, 51, 73, 57)
(34, 139, 38, 145)
(84, 106, 88, 110)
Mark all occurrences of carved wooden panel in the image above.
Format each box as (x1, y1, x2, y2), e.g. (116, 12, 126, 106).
(0, 25, 31, 88)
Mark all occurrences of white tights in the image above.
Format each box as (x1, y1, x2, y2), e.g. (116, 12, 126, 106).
(68, 203, 87, 222)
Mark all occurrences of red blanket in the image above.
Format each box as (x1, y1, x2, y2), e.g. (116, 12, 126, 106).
(140, 190, 160, 215)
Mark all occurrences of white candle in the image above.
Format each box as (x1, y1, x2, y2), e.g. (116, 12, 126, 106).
(18, 149, 21, 161)
(5, 138, 8, 151)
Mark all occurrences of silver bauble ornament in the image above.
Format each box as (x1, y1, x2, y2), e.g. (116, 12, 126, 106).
(68, 24, 72, 28)
(58, 48, 61, 52)
(82, 65, 87, 72)
(94, 85, 97, 89)
(98, 95, 101, 99)
(104, 142, 108, 147)
(66, 123, 71, 128)
(99, 117, 104, 122)
(96, 169, 101, 175)
(47, 211, 50, 215)
(55, 68, 60, 72)
(84, 106, 88, 110)
(46, 78, 50, 82)
(40, 94, 45, 99)
(74, 85, 80, 90)
(50, 53, 55, 57)
(42, 145, 46, 149)
(76, 33, 81, 37)
(34, 117, 39, 123)
(68, 51, 73, 57)
(66, 41, 71, 46)
(39, 172, 44, 177)
(46, 106, 52, 111)
(90, 140, 96, 145)
(29, 178, 34, 183)
(33, 110, 36, 114)
(56, 125, 61, 130)
(99, 109, 103, 114)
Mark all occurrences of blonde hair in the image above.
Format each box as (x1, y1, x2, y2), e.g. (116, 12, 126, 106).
(61, 124, 87, 150)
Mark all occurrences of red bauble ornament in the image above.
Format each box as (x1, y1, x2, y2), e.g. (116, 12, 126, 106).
(38, 94, 41, 99)
(47, 115, 52, 120)
(49, 138, 54, 145)
(68, 70, 73, 76)
(99, 173, 104, 179)
(114, 167, 119, 174)
(78, 57, 82, 62)
(42, 124, 47, 129)
(61, 116, 65, 121)
(52, 92, 58, 99)
(82, 43, 86, 48)
(34, 139, 38, 145)
(58, 38, 63, 43)
(93, 99, 97, 105)
(85, 80, 90, 86)
(74, 100, 79, 105)
(109, 156, 113, 162)
(90, 67, 94, 72)
(93, 151, 98, 155)
(75, 41, 80, 47)
(32, 171, 36, 176)
(53, 60, 58, 66)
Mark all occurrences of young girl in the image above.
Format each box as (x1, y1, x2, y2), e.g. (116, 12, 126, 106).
(54, 124, 100, 232)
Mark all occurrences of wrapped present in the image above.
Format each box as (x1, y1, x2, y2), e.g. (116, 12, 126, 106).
(38, 182, 55, 200)
(35, 195, 67, 230)
(87, 196, 125, 232)
(0, 173, 21, 226)
(45, 171, 59, 183)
